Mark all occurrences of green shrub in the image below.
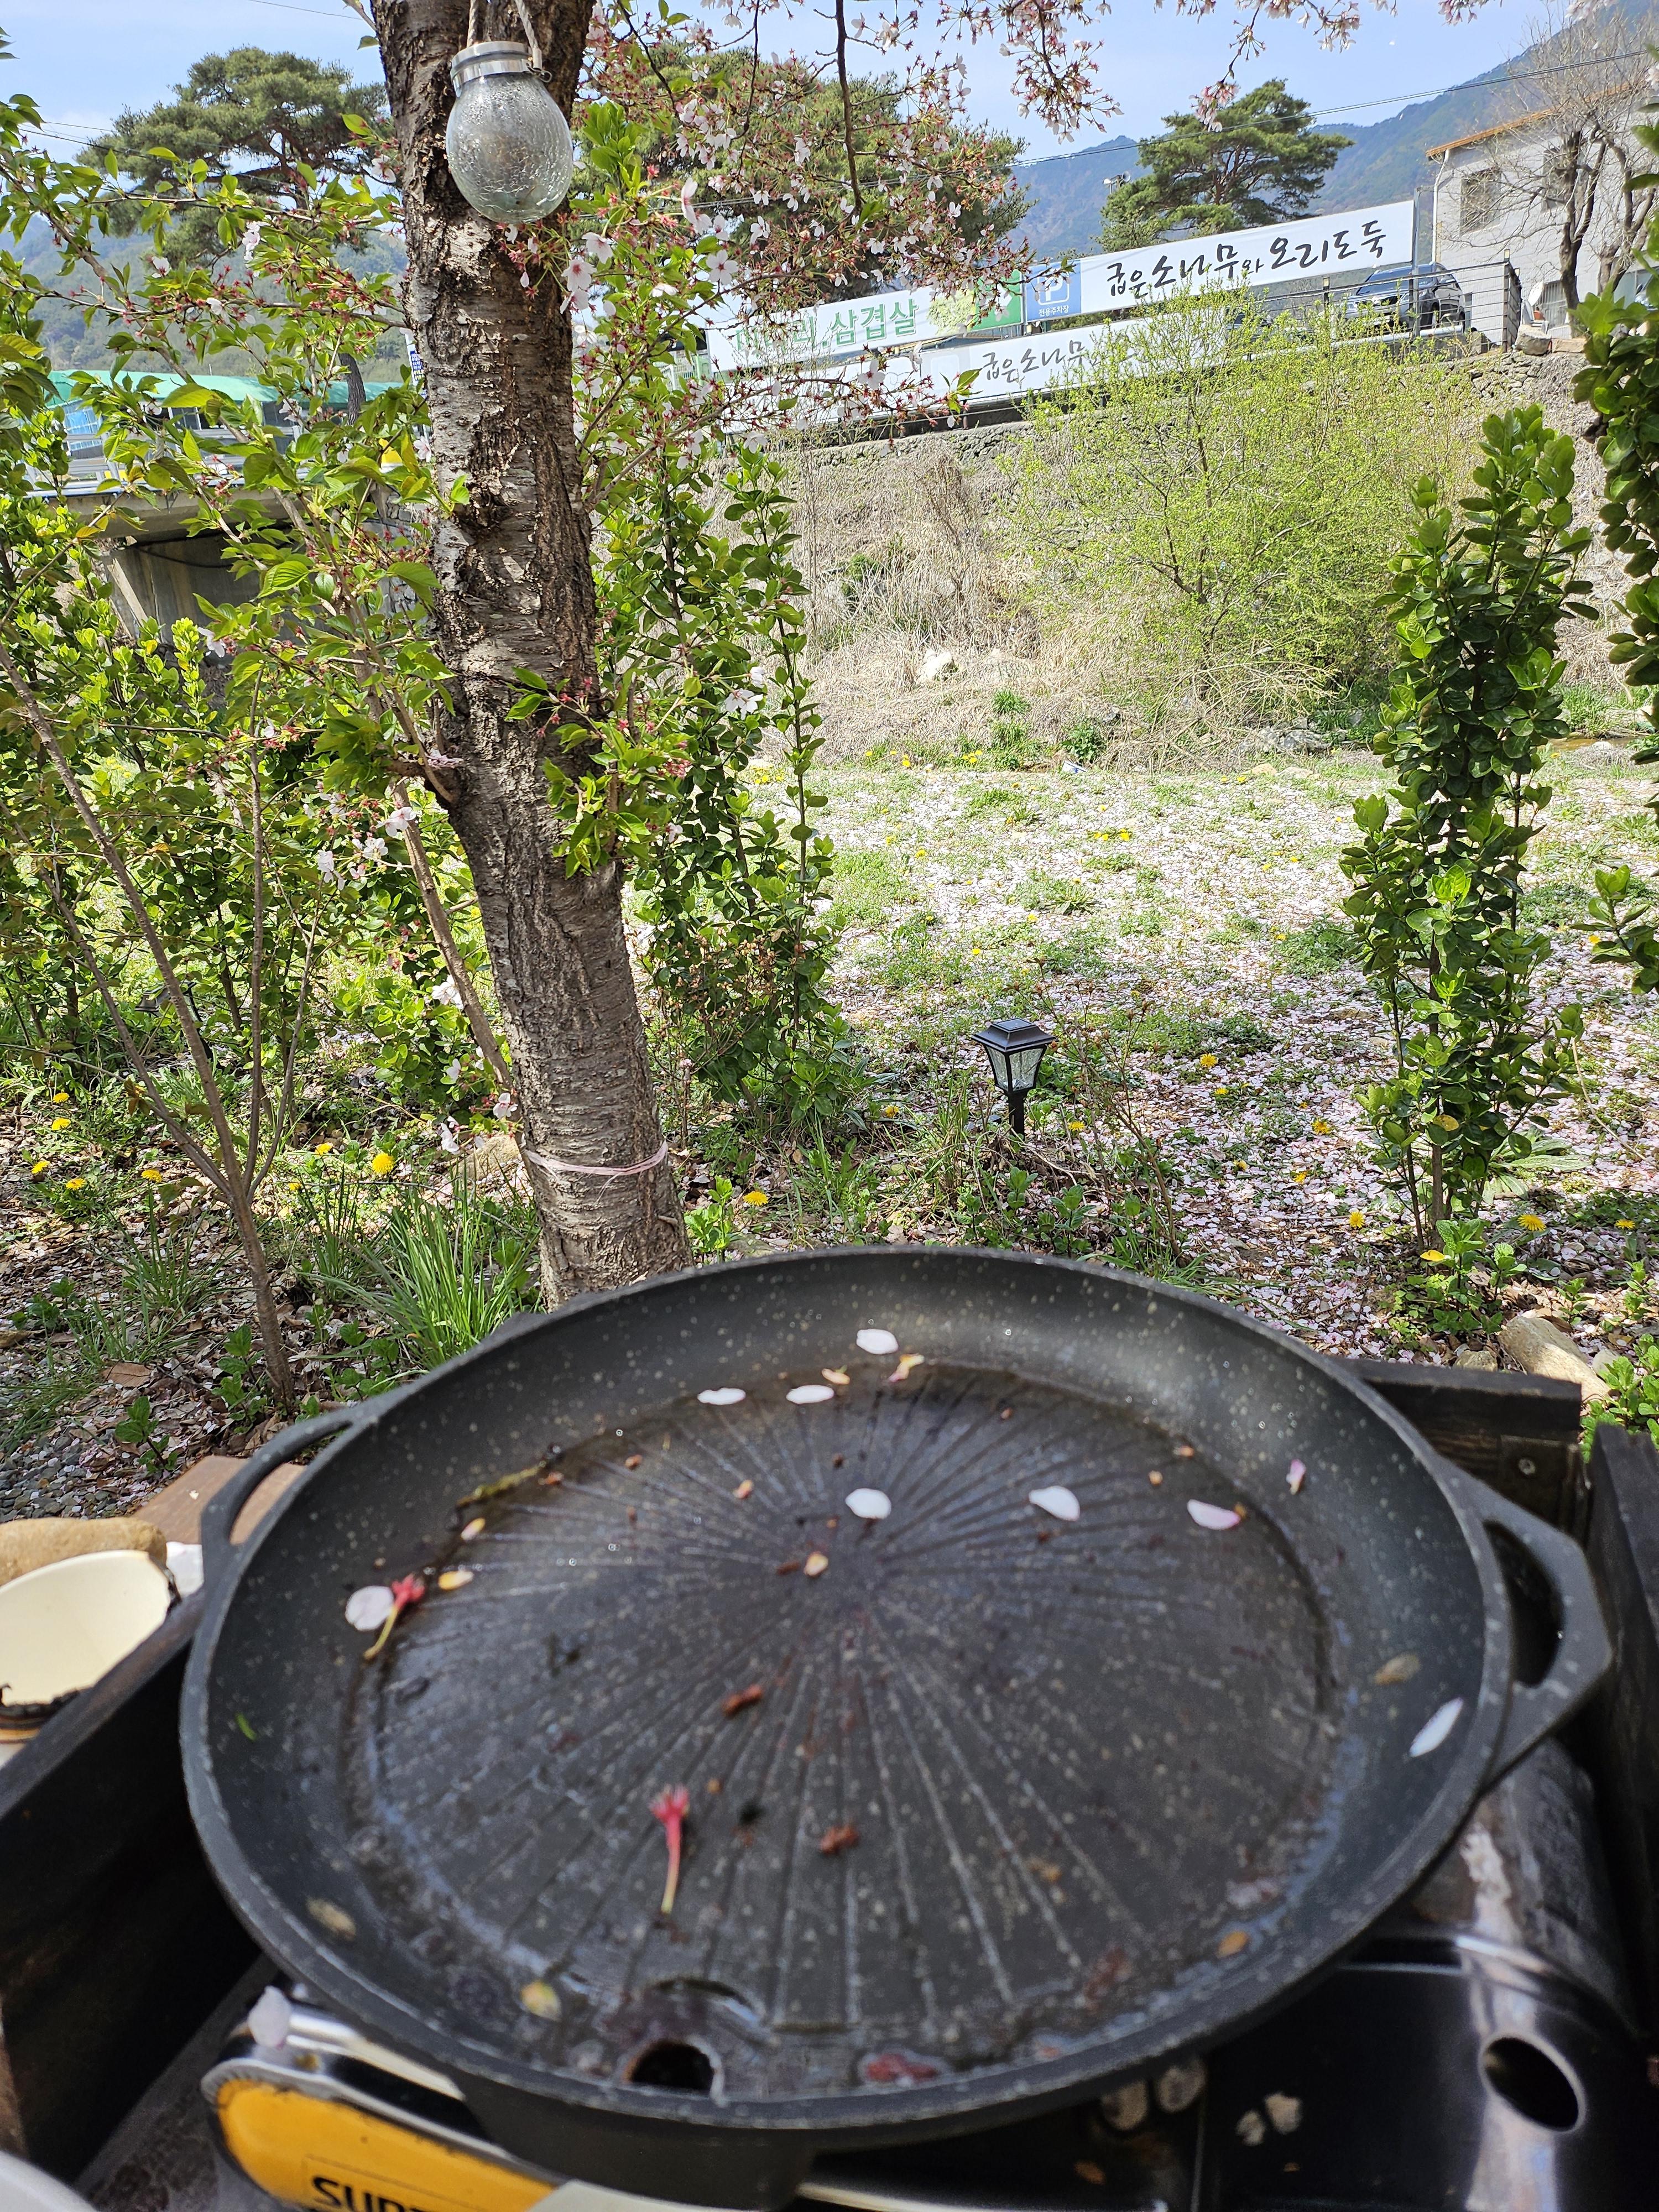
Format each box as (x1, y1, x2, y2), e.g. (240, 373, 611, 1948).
(1013, 293, 1468, 728)
(1343, 408, 1590, 1236)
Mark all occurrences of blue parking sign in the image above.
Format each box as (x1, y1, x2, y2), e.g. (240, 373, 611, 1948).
(1024, 265, 1081, 322)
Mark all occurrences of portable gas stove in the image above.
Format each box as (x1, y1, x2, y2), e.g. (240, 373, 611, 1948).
(10, 1368, 1659, 2212)
(195, 1734, 1653, 2212)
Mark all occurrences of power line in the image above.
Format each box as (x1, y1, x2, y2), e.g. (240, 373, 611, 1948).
(1311, 46, 1652, 120)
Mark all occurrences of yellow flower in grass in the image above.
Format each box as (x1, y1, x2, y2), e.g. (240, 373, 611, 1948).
(49, 1117, 70, 1131)
(1518, 1213, 1546, 1234)
(140, 1167, 163, 1182)
(1291, 1170, 1308, 1184)
(64, 1177, 86, 1191)
(1198, 1052, 1218, 1069)
(369, 1151, 395, 1176)
(314, 1140, 333, 1155)
(1421, 1250, 1448, 1264)
(1349, 1209, 1366, 1229)
(51, 1092, 68, 1103)
(1312, 1118, 1332, 1135)
(1067, 1120, 1085, 1133)
(742, 1189, 769, 1208)
(1618, 1217, 1637, 1230)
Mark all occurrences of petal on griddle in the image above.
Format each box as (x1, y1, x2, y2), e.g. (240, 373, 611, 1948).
(1187, 1500, 1241, 1531)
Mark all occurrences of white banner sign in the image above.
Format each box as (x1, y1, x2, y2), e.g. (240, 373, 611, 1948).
(1077, 202, 1415, 315)
(702, 201, 1415, 374)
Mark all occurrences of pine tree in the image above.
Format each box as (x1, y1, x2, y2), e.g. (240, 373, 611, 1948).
(1098, 82, 1348, 251)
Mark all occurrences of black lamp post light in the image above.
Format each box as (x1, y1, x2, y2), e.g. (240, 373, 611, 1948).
(972, 1015, 1055, 1136)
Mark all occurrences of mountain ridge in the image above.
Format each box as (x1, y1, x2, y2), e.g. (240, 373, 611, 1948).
(1010, 9, 1659, 258)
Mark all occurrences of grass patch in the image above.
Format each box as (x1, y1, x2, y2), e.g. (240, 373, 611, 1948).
(1015, 872, 1092, 915)
(964, 785, 1041, 826)
(1277, 919, 1359, 974)
(828, 846, 928, 929)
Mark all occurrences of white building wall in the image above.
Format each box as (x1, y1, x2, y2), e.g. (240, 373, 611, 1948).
(1432, 113, 1641, 341)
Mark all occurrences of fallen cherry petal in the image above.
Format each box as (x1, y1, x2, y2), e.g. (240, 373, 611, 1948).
(819, 1821, 860, 1855)
(734, 1479, 754, 1500)
(1374, 1652, 1421, 1686)
(856, 1328, 899, 1355)
(460, 1516, 486, 1541)
(888, 1353, 925, 1382)
(437, 1567, 474, 1591)
(519, 1979, 561, 2020)
(625, 1453, 643, 1469)
(822, 1368, 851, 1385)
(1148, 1470, 1164, 1487)
(1287, 1459, 1307, 1494)
(1029, 1485, 1081, 1522)
(776, 1558, 802, 1574)
(698, 1387, 746, 1406)
(723, 1683, 764, 1717)
(307, 1898, 356, 1940)
(804, 1551, 830, 1577)
(1188, 1501, 1242, 1531)
(1216, 1928, 1250, 1958)
(345, 1585, 394, 1632)
(1173, 1443, 1196, 1459)
(787, 1383, 836, 1404)
(846, 1488, 892, 1520)
(1409, 1697, 1464, 1757)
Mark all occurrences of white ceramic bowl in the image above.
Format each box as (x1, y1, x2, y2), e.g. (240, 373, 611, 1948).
(0, 1548, 171, 1712)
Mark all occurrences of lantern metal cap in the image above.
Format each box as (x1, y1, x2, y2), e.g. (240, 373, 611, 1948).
(450, 39, 539, 93)
(971, 1016, 1055, 1069)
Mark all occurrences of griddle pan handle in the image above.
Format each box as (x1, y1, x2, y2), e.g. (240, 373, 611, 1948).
(201, 1406, 366, 1585)
(1457, 1473, 1612, 1780)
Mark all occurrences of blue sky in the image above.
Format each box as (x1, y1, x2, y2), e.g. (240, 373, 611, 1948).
(4, 0, 1526, 160)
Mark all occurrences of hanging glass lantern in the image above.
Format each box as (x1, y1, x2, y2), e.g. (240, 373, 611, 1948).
(446, 39, 574, 224)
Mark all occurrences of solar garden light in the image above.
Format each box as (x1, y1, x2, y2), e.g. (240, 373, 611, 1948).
(446, 3, 575, 225)
(971, 1015, 1055, 1137)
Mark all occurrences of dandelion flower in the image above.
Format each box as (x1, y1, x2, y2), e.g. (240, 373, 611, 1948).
(141, 1167, 163, 1181)
(1617, 1217, 1636, 1230)
(1518, 1214, 1546, 1233)
(49, 1117, 70, 1131)
(1312, 1119, 1332, 1135)
(1292, 1170, 1308, 1183)
(51, 1092, 68, 1103)
(1214, 1085, 1228, 1097)
(742, 1189, 768, 1208)
(1349, 1209, 1366, 1229)
(369, 1151, 395, 1176)
(315, 1140, 333, 1155)
(1421, 1250, 1448, 1264)
(1067, 1119, 1084, 1132)
(1199, 1053, 1218, 1069)
(64, 1176, 86, 1191)
(29, 1161, 47, 1176)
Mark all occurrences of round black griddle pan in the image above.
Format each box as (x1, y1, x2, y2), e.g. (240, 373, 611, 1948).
(181, 1250, 1609, 2209)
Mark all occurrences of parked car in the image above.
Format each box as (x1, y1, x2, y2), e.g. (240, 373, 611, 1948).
(1347, 262, 1465, 331)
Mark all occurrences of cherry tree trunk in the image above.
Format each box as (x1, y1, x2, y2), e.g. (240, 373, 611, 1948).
(375, 0, 688, 1297)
